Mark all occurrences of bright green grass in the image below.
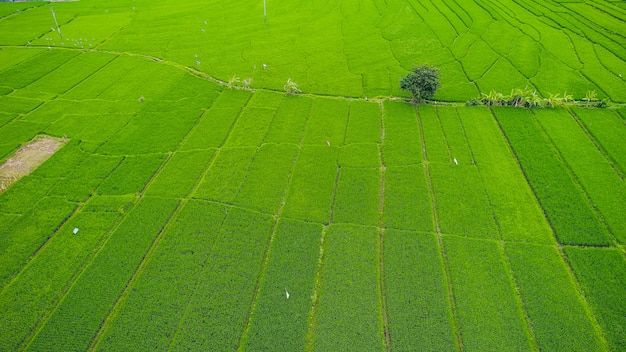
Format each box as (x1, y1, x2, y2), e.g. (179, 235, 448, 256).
(444, 236, 533, 351)
(0, 0, 625, 351)
(384, 230, 456, 351)
(25, 197, 180, 352)
(243, 219, 323, 351)
(564, 247, 626, 351)
(96, 200, 227, 351)
(506, 242, 607, 351)
(313, 224, 384, 351)
(534, 108, 626, 243)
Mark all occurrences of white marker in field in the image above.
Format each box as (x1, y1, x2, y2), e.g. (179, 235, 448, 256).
(73, 228, 79, 234)
(326, 140, 331, 147)
(453, 157, 458, 165)
(50, 8, 62, 39)
(285, 288, 290, 299)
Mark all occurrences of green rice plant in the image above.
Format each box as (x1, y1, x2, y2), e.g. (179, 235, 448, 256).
(0, 197, 77, 288)
(223, 107, 276, 147)
(0, 176, 59, 215)
(345, 37, 393, 97)
(564, 247, 626, 352)
(40, 11, 132, 44)
(45, 111, 133, 142)
(30, 140, 86, 178)
(192, 147, 257, 203)
(0, 210, 122, 351)
(313, 224, 384, 351)
(481, 20, 521, 57)
(457, 107, 552, 243)
(20, 52, 116, 96)
(381, 100, 422, 166)
(435, 106, 473, 164)
(180, 108, 240, 151)
(0, 47, 44, 73)
(530, 51, 591, 101)
(476, 58, 530, 95)
(337, 143, 379, 168)
(243, 219, 323, 351)
(61, 55, 141, 100)
(246, 90, 284, 109)
(48, 154, 123, 202)
(384, 230, 456, 351)
(0, 49, 79, 90)
(460, 39, 500, 81)
(0, 112, 14, 127)
(302, 98, 349, 146)
(263, 96, 311, 145)
(508, 35, 540, 78)
(574, 108, 626, 175)
(0, 96, 43, 115)
(81, 194, 135, 214)
(234, 143, 297, 214)
(97, 60, 182, 101)
(450, 32, 479, 60)
(382, 165, 433, 232)
(169, 207, 274, 351)
(444, 235, 532, 351)
(594, 44, 625, 79)
(144, 149, 215, 199)
(429, 164, 499, 239)
(534, 109, 626, 242)
(26, 197, 179, 352)
(494, 107, 610, 245)
(419, 104, 450, 164)
(332, 167, 380, 226)
(150, 71, 223, 105)
(0, 121, 47, 147)
(344, 100, 380, 144)
(97, 110, 201, 154)
(433, 61, 479, 101)
(282, 145, 338, 224)
(97, 154, 167, 195)
(505, 242, 606, 351)
(96, 201, 228, 351)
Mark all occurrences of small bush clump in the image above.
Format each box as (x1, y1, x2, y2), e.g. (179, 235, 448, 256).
(467, 88, 607, 108)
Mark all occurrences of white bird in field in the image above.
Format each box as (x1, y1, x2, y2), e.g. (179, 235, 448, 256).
(326, 140, 331, 147)
(73, 228, 79, 234)
(453, 157, 458, 165)
(285, 288, 290, 299)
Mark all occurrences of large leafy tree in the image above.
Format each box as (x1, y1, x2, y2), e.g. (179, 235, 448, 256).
(400, 65, 441, 104)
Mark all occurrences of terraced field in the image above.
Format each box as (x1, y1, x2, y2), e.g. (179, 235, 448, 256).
(0, 0, 625, 351)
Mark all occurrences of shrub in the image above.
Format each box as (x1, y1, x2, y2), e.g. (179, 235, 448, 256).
(399, 65, 440, 104)
(284, 78, 301, 95)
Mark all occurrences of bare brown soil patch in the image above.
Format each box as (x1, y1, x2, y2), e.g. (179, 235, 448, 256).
(0, 135, 66, 192)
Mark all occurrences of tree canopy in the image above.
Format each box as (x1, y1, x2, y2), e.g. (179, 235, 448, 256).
(400, 65, 440, 104)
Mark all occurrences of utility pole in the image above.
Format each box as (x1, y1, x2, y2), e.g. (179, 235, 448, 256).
(50, 7, 62, 39)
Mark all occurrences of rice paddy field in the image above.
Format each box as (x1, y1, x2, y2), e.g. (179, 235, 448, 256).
(0, 0, 625, 351)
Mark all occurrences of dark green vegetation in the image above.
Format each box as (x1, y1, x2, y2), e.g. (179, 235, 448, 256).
(400, 65, 440, 103)
(0, 0, 625, 351)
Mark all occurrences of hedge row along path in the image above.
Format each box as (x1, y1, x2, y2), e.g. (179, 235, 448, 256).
(0, 0, 625, 351)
